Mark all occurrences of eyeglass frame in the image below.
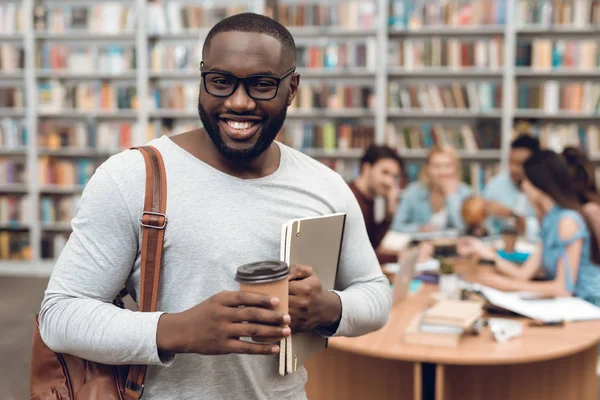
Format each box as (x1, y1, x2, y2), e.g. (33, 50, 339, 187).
(199, 61, 296, 101)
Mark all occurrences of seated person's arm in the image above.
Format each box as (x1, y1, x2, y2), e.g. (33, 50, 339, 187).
(517, 217, 582, 296)
(391, 184, 421, 234)
(458, 239, 542, 281)
(493, 242, 543, 281)
(479, 218, 582, 297)
(445, 184, 472, 231)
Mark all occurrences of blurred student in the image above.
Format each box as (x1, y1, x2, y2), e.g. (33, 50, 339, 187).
(562, 146, 600, 256)
(458, 150, 600, 306)
(562, 146, 600, 205)
(392, 145, 472, 233)
(482, 134, 540, 241)
(349, 145, 404, 263)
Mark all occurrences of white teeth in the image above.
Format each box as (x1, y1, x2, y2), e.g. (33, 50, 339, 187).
(225, 120, 255, 130)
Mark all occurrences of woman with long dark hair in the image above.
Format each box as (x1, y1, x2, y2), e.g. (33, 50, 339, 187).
(562, 146, 600, 205)
(458, 150, 600, 306)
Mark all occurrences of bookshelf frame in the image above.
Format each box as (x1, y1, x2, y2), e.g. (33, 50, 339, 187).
(1, 0, 600, 274)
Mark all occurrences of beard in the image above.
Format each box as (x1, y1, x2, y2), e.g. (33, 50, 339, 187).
(198, 98, 287, 162)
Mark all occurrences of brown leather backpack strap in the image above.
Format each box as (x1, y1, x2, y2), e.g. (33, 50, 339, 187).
(124, 145, 168, 400)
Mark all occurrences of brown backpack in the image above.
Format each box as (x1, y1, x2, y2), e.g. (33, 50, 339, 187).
(30, 145, 168, 400)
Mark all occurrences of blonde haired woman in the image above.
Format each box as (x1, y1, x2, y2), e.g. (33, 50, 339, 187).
(391, 145, 472, 233)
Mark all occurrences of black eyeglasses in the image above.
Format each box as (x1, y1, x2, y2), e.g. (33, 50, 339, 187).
(200, 61, 296, 101)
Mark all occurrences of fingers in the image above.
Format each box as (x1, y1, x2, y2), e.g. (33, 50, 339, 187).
(289, 264, 314, 280)
(228, 323, 291, 341)
(289, 280, 310, 296)
(225, 339, 281, 355)
(288, 294, 310, 311)
(229, 306, 290, 326)
(218, 291, 279, 309)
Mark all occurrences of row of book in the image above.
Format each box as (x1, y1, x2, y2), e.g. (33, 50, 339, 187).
(296, 41, 377, 70)
(149, 41, 378, 71)
(0, 160, 26, 185)
(149, 43, 201, 72)
(516, 81, 600, 112)
(0, 88, 25, 108)
(0, 118, 27, 149)
(415, 161, 501, 193)
(37, 45, 136, 74)
(151, 84, 197, 111)
(385, 122, 502, 150)
(517, 39, 600, 70)
(268, 1, 376, 29)
(389, 0, 507, 29)
(38, 121, 136, 152)
(41, 195, 80, 225)
(0, 195, 29, 225)
(388, 82, 502, 112)
(276, 122, 375, 150)
(516, 0, 600, 26)
(38, 81, 138, 112)
(514, 123, 600, 153)
(38, 157, 98, 187)
(146, 3, 256, 34)
(41, 233, 67, 260)
(0, 232, 30, 260)
(291, 85, 375, 110)
(0, 44, 24, 71)
(33, 3, 136, 34)
(315, 157, 503, 191)
(389, 37, 505, 69)
(0, 3, 24, 34)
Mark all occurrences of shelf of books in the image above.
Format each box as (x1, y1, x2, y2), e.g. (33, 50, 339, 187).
(385, 0, 508, 196)
(513, 0, 600, 183)
(1, 0, 600, 273)
(271, 0, 380, 183)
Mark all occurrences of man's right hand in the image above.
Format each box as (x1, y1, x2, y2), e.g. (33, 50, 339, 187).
(156, 291, 291, 356)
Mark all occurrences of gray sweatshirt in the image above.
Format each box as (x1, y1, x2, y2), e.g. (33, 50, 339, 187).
(39, 135, 392, 399)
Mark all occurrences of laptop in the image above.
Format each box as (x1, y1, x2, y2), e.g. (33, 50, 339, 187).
(391, 247, 421, 305)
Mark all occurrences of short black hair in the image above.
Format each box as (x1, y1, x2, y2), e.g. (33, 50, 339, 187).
(511, 134, 540, 153)
(202, 13, 296, 66)
(360, 145, 403, 170)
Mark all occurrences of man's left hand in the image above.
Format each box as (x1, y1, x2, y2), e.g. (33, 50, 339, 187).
(288, 265, 342, 333)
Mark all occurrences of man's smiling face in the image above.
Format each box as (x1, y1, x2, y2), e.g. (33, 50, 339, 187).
(198, 31, 298, 162)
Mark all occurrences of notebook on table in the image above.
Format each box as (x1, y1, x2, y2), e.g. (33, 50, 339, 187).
(278, 213, 346, 377)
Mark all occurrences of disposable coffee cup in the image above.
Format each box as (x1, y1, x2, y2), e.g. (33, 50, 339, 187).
(236, 260, 290, 343)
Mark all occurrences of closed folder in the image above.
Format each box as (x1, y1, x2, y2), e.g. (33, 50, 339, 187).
(278, 213, 346, 376)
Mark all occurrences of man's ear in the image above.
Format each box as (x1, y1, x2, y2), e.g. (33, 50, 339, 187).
(287, 74, 300, 106)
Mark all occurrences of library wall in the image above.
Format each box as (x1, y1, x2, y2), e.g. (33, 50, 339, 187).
(0, 0, 599, 264)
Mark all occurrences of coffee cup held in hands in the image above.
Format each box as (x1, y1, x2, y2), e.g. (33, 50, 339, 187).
(236, 260, 290, 343)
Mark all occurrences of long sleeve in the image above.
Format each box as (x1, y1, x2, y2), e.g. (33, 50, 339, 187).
(446, 183, 472, 231)
(391, 183, 422, 233)
(329, 179, 392, 337)
(38, 166, 172, 366)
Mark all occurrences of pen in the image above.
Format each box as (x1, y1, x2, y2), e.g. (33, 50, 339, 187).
(528, 320, 565, 327)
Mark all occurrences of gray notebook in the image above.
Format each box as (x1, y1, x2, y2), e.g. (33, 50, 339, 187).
(278, 213, 346, 376)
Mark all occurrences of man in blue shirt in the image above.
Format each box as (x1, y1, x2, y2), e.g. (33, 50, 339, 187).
(482, 134, 540, 241)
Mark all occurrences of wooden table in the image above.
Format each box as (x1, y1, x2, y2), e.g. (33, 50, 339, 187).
(305, 261, 600, 400)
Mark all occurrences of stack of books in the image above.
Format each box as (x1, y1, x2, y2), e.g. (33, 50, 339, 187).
(403, 299, 483, 348)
